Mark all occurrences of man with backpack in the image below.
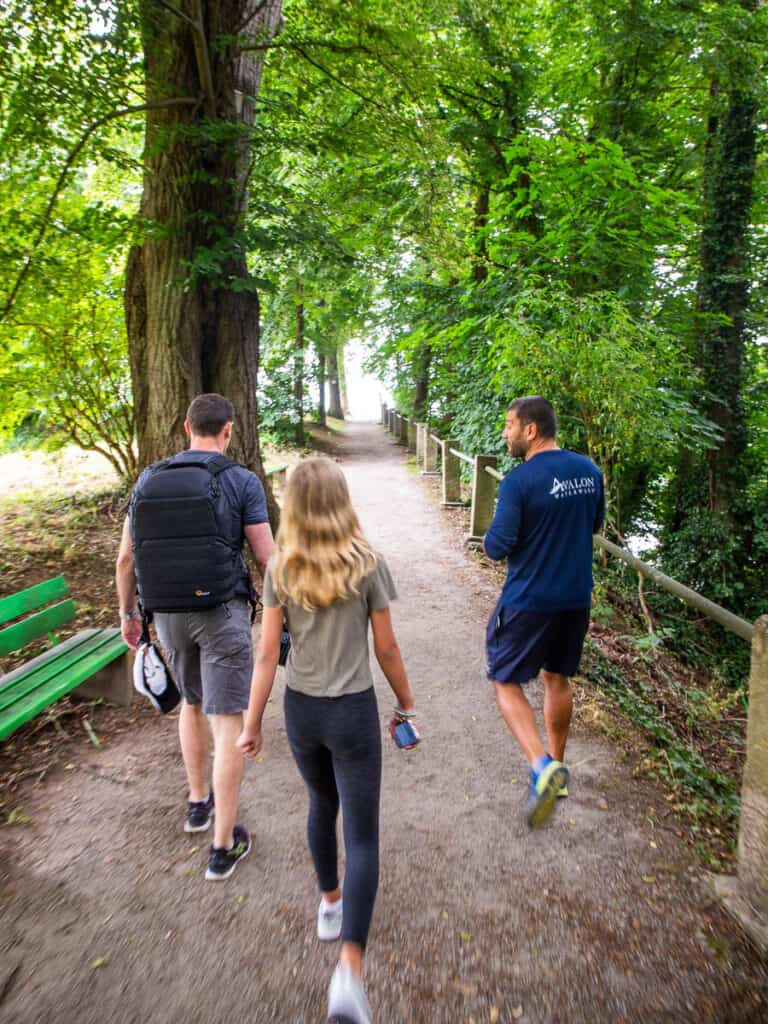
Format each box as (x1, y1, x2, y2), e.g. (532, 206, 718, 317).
(116, 393, 274, 880)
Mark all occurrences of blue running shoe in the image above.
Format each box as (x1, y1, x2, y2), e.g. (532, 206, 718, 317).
(525, 757, 569, 829)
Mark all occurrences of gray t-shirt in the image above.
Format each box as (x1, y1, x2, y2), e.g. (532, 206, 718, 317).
(262, 553, 397, 698)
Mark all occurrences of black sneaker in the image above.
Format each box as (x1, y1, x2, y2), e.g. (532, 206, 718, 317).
(184, 793, 214, 833)
(205, 825, 251, 881)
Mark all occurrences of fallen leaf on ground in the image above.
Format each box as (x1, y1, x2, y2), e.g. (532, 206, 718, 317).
(90, 957, 109, 969)
(512, 1006, 523, 1019)
(5, 809, 30, 827)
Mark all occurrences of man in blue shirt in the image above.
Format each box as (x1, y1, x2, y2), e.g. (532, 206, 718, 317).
(484, 396, 604, 828)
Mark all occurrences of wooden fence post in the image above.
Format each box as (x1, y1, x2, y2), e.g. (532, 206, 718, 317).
(399, 414, 408, 446)
(739, 616, 768, 930)
(468, 455, 498, 542)
(422, 430, 439, 475)
(416, 423, 426, 467)
(380, 403, 387, 425)
(388, 409, 395, 435)
(712, 614, 768, 950)
(407, 419, 417, 453)
(441, 440, 462, 506)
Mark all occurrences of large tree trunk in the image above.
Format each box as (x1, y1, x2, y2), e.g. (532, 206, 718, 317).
(125, 0, 282, 522)
(695, 82, 757, 516)
(327, 346, 343, 419)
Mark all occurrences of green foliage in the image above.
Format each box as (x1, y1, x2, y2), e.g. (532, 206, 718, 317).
(583, 639, 741, 834)
(0, 0, 764, 638)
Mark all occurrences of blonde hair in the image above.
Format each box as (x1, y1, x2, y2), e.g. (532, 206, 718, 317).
(272, 458, 376, 611)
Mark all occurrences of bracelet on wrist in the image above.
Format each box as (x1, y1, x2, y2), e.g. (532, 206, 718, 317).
(120, 610, 141, 621)
(393, 706, 417, 718)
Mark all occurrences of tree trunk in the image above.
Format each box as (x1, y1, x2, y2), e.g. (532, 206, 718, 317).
(695, 82, 757, 516)
(294, 300, 305, 445)
(471, 185, 490, 284)
(125, 0, 282, 523)
(337, 343, 349, 417)
(328, 346, 343, 419)
(317, 350, 326, 426)
(413, 343, 431, 420)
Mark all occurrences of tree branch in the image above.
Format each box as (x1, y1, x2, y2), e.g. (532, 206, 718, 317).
(288, 42, 388, 112)
(0, 98, 199, 323)
(154, 0, 196, 30)
(192, 0, 217, 118)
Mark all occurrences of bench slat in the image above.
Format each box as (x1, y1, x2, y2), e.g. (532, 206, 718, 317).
(0, 599, 77, 657)
(0, 576, 69, 627)
(0, 630, 124, 713)
(0, 631, 127, 740)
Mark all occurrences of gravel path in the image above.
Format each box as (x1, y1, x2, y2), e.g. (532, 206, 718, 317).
(1, 421, 765, 1023)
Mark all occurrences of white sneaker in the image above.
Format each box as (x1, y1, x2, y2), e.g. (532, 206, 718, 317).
(327, 963, 371, 1024)
(317, 896, 343, 941)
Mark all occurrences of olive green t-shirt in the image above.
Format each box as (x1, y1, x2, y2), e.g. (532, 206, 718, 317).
(262, 553, 397, 698)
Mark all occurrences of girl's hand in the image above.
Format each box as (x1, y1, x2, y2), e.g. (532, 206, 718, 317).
(389, 709, 420, 749)
(236, 725, 263, 758)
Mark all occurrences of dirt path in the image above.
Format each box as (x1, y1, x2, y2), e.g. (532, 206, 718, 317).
(1, 422, 765, 1024)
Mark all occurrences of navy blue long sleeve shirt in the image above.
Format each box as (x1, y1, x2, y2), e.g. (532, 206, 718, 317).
(484, 448, 605, 612)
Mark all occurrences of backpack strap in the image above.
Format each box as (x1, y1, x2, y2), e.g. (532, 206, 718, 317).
(157, 454, 236, 476)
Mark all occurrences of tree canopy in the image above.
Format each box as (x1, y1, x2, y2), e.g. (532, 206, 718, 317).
(0, 0, 766, 616)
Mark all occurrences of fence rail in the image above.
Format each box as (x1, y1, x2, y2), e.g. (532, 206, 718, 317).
(450, 448, 474, 466)
(380, 402, 768, 944)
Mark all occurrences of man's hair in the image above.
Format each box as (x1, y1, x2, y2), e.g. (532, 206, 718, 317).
(508, 396, 557, 439)
(186, 393, 235, 437)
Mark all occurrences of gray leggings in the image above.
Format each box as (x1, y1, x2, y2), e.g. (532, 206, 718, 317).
(284, 686, 381, 948)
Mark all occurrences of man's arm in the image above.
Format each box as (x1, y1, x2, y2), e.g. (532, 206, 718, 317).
(483, 475, 522, 561)
(244, 522, 274, 575)
(116, 516, 142, 650)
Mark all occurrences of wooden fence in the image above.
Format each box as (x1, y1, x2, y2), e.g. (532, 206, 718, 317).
(381, 403, 768, 948)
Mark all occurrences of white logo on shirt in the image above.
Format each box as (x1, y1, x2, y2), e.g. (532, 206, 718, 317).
(550, 476, 596, 499)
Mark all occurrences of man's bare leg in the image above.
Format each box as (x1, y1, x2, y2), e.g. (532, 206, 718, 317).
(494, 682, 546, 765)
(209, 712, 245, 849)
(541, 671, 573, 762)
(179, 700, 209, 802)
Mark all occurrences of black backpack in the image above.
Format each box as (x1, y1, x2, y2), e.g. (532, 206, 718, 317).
(130, 454, 254, 614)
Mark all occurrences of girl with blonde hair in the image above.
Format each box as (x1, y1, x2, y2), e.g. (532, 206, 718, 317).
(237, 457, 417, 1024)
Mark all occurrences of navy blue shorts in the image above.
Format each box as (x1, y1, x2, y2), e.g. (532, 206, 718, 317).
(486, 604, 590, 684)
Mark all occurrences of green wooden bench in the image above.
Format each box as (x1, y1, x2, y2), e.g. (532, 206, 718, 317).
(0, 576, 130, 741)
(265, 463, 288, 488)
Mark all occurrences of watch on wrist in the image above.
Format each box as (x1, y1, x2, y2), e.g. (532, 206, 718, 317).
(120, 610, 140, 621)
